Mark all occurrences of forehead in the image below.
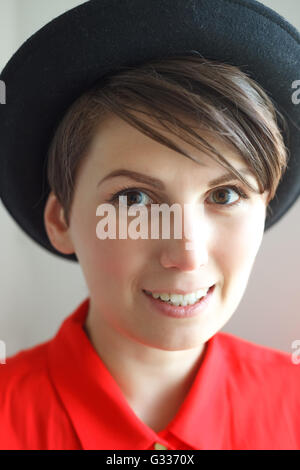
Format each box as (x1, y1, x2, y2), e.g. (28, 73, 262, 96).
(72, 109, 265, 203)
(88, 110, 247, 173)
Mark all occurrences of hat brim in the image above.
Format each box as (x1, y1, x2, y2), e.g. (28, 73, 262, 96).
(0, 0, 300, 262)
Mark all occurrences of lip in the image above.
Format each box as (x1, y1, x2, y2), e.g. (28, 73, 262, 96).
(142, 284, 216, 319)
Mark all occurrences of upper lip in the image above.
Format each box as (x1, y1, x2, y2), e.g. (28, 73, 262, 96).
(143, 285, 214, 295)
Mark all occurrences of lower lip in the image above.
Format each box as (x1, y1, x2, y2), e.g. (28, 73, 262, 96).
(142, 285, 216, 319)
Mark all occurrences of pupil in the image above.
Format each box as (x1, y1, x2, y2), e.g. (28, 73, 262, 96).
(215, 189, 228, 203)
(128, 192, 141, 205)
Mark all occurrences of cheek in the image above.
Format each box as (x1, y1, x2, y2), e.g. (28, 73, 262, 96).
(87, 238, 146, 296)
(71, 202, 149, 294)
(92, 211, 151, 282)
(94, 239, 142, 281)
(211, 209, 265, 316)
(215, 208, 265, 277)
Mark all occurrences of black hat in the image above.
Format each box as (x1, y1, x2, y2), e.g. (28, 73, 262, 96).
(0, 0, 299, 263)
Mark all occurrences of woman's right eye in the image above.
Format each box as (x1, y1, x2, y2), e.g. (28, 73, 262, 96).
(108, 188, 154, 207)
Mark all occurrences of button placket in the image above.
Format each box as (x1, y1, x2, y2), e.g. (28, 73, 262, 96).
(153, 442, 168, 450)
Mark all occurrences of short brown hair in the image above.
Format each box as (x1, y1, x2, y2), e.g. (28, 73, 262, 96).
(46, 54, 289, 226)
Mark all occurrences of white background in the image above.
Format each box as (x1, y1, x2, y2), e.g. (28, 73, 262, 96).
(0, 0, 299, 357)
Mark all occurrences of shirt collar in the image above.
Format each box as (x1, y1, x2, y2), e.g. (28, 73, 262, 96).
(47, 297, 230, 450)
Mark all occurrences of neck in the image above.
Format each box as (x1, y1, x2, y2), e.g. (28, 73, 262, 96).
(83, 309, 207, 422)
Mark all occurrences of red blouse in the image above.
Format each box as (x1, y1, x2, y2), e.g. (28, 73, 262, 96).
(0, 297, 299, 450)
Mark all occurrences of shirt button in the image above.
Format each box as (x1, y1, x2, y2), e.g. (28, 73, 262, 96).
(154, 442, 168, 450)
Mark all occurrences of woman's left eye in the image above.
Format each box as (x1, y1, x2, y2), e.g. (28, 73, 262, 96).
(208, 185, 249, 207)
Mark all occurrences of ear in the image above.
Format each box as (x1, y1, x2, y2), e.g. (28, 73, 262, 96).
(44, 191, 75, 255)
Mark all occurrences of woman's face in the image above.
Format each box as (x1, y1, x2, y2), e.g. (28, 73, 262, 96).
(47, 112, 269, 350)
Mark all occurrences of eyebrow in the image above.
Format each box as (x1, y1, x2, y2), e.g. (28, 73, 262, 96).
(97, 168, 256, 191)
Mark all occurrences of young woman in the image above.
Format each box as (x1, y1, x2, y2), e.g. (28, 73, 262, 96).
(0, 0, 299, 450)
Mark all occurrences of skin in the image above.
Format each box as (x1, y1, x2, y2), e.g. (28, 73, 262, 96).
(44, 111, 269, 432)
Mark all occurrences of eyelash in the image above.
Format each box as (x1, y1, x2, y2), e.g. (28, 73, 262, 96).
(105, 184, 250, 210)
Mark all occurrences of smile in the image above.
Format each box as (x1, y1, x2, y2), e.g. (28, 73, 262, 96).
(142, 285, 216, 319)
(144, 288, 210, 306)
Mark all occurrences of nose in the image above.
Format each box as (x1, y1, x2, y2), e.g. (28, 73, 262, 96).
(159, 203, 209, 271)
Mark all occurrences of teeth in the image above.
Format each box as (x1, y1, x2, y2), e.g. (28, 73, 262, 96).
(147, 288, 210, 306)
